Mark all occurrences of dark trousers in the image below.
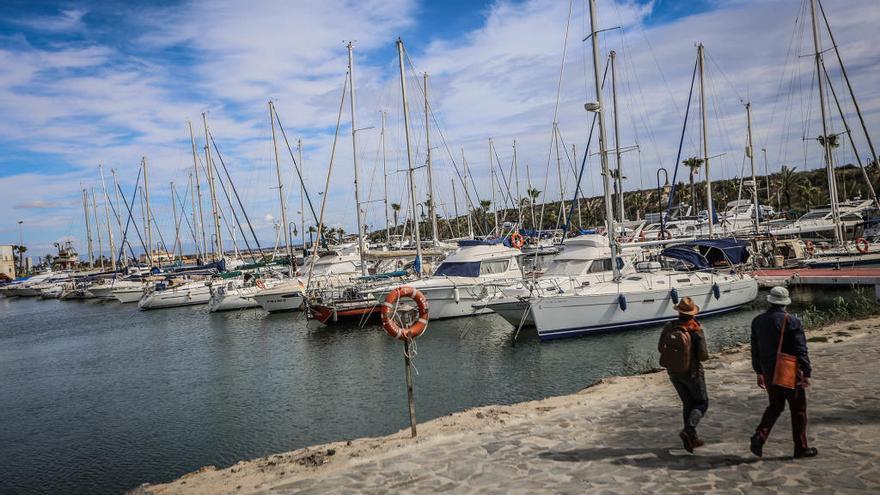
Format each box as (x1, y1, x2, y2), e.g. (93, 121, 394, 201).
(754, 374, 809, 450)
(669, 370, 709, 432)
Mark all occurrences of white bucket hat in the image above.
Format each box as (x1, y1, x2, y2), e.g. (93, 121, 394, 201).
(767, 286, 791, 306)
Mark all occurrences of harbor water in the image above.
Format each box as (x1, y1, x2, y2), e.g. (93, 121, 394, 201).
(0, 287, 853, 493)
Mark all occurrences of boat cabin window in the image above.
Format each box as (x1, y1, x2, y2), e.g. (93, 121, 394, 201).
(480, 259, 511, 276)
(433, 261, 480, 277)
(587, 258, 614, 273)
(543, 259, 590, 276)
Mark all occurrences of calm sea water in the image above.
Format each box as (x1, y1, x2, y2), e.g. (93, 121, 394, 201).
(0, 287, 848, 494)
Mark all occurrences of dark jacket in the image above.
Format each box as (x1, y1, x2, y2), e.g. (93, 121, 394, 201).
(750, 306, 812, 378)
(661, 319, 709, 374)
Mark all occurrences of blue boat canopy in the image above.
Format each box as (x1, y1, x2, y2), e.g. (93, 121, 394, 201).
(458, 239, 504, 247)
(661, 238, 750, 268)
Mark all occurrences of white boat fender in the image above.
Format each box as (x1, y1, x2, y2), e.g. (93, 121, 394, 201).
(712, 283, 721, 300)
(617, 294, 627, 311)
(454, 287, 460, 304)
(670, 288, 679, 304)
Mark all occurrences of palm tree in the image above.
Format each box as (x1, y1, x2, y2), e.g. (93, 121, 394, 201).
(390, 203, 401, 235)
(526, 188, 541, 229)
(682, 157, 704, 213)
(479, 199, 492, 234)
(629, 191, 647, 220)
(777, 165, 801, 212)
(799, 183, 821, 210)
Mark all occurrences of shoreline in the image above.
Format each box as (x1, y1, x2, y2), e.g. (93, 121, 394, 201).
(136, 315, 880, 494)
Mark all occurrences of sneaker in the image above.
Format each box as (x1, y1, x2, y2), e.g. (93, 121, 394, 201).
(750, 434, 763, 457)
(680, 429, 695, 453)
(794, 447, 818, 459)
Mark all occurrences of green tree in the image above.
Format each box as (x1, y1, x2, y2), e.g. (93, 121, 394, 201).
(682, 157, 704, 213)
(390, 203, 401, 235)
(776, 165, 801, 211)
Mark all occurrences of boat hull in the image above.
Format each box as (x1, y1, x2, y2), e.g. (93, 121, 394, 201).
(252, 291, 304, 313)
(114, 288, 144, 303)
(138, 285, 211, 310)
(531, 277, 758, 341)
(208, 288, 261, 312)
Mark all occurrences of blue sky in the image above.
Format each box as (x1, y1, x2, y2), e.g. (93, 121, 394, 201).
(1, 0, 878, 259)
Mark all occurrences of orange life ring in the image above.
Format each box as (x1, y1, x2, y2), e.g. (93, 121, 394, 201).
(255, 279, 266, 290)
(856, 237, 870, 254)
(638, 231, 647, 242)
(381, 286, 429, 340)
(510, 232, 525, 249)
(805, 240, 815, 255)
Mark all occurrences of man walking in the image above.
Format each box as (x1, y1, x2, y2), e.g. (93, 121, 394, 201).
(658, 297, 709, 452)
(749, 286, 818, 459)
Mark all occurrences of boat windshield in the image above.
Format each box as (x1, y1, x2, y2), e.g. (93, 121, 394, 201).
(433, 261, 480, 277)
(543, 259, 590, 276)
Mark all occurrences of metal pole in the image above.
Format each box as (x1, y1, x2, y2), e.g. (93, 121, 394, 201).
(142, 156, 153, 263)
(189, 121, 207, 260)
(451, 177, 460, 238)
(298, 139, 306, 257)
(348, 42, 368, 275)
(91, 188, 104, 269)
(404, 339, 417, 437)
(111, 170, 127, 267)
(513, 140, 523, 226)
(610, 50, 625, 222)
(489, 139, 499, 236)
(202, 113, 224, 259)
(82, 188, 94, 268)
(745, 103, 761, 232)
(554, 123, 566, 225)
(189, 173, 197, 261)
(424, 73, 439, 245)
(761, 148, 771, 205)
(588, 0, 620, 279)
(17, 220, 23, 274)
(462, 149, 474, 239)
(270, 101, 293, 274)
(573, 144, 583, 227)
(397, 38, 423, 274)
(99, 165, 116, 271)
(171, 182, 181, 263)
(381, 112, 391, 248)
(697, 44, 715, 237)
(810, 0, 842, 244)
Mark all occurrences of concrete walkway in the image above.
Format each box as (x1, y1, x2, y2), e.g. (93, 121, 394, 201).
(143, 319, 880, 494)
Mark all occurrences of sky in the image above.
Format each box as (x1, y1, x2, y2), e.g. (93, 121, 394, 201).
(1, 0, 879, 259)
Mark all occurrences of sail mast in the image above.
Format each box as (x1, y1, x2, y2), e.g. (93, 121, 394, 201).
(745, 102, 761, 232)
(397, 38, 423, 275)
(587, 0, 619, 279)
(809, 0, 843, 243)
(189, 121, 207, 260)
(697, 44, 715, 237)
(99, 164, 116, 271)
(424, 73, 439, 245)
(269, 100, 293, 274)
(610, 50, 625, 222)
(347, 42, 367, 275)
(142, 156, 153, 263)
(489, 138, 499, 236)
(82, 188, 94, 268)
(202, 113, 224, 260)
(381, 112, 391, 248)
(91, 188, 103, 269)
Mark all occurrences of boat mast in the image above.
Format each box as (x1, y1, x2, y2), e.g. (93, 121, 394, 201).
(189, 121, 207, 260)
(555, 123, 566, 226)
(697, 44, 715, 237)
(171, 181, 181, 263)
(573, 143, 583, 226)
(397, 38, 423, 276)
(298, 138, 305, 257)
(142, 156, 153, 263)
(489, 138, 499, 236)
(82, 188, 94, 269)
(424, 73, 439, 245)
(462, 149, 474, 239)
(587, 0, 620, 279)
(188, 173, 197, 260)
(809, 0, 843, 244)
(745, 102, 761, 232)
(99, 164, 116, 271)
(610, 50, 625, 223)
(513, 140, 523, 226)
(269, 100, 293, 274)
(111, 170, 127, 267)
(451, 177, 460, 238)
(91, 187, 104, 270)
(347, 42, 367, 275)
(202, 113, 224, 260)
(380, 112, 391, 248)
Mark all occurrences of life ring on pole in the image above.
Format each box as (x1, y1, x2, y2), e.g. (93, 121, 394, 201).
(381, 286, 429, 341)
(510, 232, 525, 249)
(255, 279, 266, 290)
(805, 240, 815, 255)
(856, 237, 870, 254)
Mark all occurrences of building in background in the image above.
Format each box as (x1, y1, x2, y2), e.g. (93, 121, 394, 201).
(0, 245, 15, 280)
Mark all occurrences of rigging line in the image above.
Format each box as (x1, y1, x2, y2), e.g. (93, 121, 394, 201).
(209, 132, 262, 255)
(667, 56, 700, 212)
(178, 178, 200, 251)
(306, 70, 349, 289)
(401, 50, 482, 214)
(205, 134, 258, 263)
(273, 109, 327, 248)
(115, 170, 150, 266)
(103, 171, 140, 266)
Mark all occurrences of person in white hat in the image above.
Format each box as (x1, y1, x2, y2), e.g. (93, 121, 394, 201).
(749, 286, 817, 459)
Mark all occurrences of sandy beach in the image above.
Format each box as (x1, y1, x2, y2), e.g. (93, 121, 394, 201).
(136, 316, 880, 494)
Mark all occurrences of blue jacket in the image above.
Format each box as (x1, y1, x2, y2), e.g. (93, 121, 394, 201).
(751, 306, 812, 378)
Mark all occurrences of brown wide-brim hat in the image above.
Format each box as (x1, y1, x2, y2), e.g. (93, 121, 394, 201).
(674, 297, 700, 316)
